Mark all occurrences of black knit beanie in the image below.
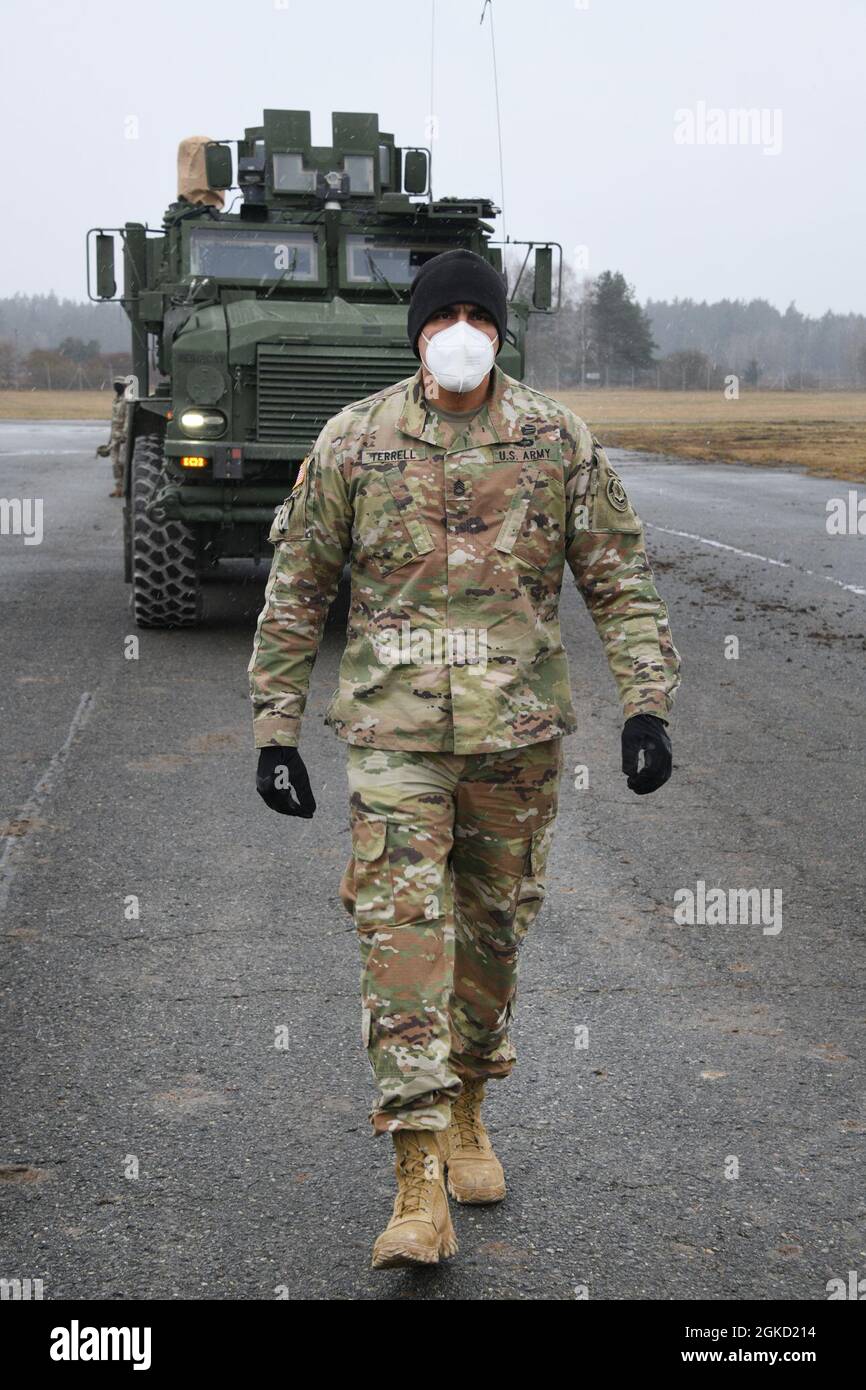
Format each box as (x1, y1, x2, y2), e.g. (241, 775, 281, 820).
(407, 249, 507, 358)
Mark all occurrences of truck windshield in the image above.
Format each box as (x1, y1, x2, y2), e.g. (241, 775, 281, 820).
(345, 236, 442, 285)
(188, 228, 318, 281)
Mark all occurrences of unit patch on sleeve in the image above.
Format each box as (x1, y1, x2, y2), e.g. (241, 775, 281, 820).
(606, 474, 629, 511)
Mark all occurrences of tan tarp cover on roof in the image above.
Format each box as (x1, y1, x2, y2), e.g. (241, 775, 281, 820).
(177, 136, 225, 208)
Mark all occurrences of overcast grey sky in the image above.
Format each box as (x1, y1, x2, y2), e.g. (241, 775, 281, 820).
(0, 0, 860, 314)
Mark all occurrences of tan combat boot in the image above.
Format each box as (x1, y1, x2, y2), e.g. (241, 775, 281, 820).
(442, 1077, 506, 1204)
(371, 1129, 458, 1270)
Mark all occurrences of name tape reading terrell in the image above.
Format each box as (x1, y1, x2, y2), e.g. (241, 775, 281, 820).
(360, 446, 558, 464)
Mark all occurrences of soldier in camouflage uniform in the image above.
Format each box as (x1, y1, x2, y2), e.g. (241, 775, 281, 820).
(96, 376, 129, 496)
(248, 249, 681, 1269)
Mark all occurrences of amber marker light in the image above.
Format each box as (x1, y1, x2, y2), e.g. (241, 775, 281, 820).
(180, 456, 208, 469)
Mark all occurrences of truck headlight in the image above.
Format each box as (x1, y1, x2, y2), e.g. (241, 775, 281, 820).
(179, 408, 226, 438)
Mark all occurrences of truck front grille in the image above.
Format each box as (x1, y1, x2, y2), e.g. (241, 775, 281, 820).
(256, 346, 418, 445)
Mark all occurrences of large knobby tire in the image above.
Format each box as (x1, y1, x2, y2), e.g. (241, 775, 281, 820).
(131, 431, 202, 629)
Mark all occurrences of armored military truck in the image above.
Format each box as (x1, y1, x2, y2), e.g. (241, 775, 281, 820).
(88, 109, 560, 627)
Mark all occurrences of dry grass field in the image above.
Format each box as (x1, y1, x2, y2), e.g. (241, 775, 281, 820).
(553, 389, 866, 482)
(0, 390, 111, 420)
(2, 388, 865, 481)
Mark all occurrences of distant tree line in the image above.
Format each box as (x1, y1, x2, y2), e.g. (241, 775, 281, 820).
(0, 336, 132, 390)
(518, 262, 866, 390)
(0, 293, 128, 355)
(645, 295, 866, 390)
(3, 279, 866, 391)
(0, 293, 130, 390)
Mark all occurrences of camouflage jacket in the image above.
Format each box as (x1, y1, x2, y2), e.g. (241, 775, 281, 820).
(109, 393, 128, 447)
(248, 364, 681, 753)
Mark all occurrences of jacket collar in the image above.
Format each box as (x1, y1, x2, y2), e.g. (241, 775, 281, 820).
(395, 363, 527, 448)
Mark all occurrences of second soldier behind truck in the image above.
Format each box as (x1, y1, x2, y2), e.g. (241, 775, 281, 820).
(95, 375, 130, 497)
(248, 248, 682, 1271)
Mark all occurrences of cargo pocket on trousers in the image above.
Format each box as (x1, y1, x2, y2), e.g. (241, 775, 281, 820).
(350, 807, 445, 929)
(515, 816, 556, 936)
(350, 812, 394, 930)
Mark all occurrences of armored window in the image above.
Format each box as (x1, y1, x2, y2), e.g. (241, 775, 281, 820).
(345, 236, 441, 285)
(188, 228, 318, 281)
(343, 155, 375, 194)
(272, 154, 317, 193)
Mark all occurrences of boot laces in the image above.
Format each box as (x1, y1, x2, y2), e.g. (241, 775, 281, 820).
(394, 1147, 438, 1218)
(452, 1084, 488, 1152)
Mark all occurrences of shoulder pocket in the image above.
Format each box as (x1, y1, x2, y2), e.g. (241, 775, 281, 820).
(589, 446, 642, 534)
(268, 494, 298, 543)
(268, 456, 313, 542)
(620, 615, 663, 667)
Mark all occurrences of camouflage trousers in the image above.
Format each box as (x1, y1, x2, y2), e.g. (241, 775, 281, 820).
(339, 737, 563, 1135)
(110, 445, 124, 486)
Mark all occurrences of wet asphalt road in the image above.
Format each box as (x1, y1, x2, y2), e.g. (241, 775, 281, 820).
(1, 420, 864, 1301)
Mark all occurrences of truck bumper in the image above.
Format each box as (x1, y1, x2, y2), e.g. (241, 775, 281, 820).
(152, 483, 287, 525)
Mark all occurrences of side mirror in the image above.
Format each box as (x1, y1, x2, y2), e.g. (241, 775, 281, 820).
(533, 246, 553, 311)
(205, 143, 233, 189)
(95, 234, 116, 299)
(403, 150, 429, 195)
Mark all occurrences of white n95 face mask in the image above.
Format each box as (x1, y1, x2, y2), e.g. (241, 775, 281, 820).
(421, 320, 497, 393)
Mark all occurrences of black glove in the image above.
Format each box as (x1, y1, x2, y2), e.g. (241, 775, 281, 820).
(621, 714, 672, 796)
(256, 746, 316, 818)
